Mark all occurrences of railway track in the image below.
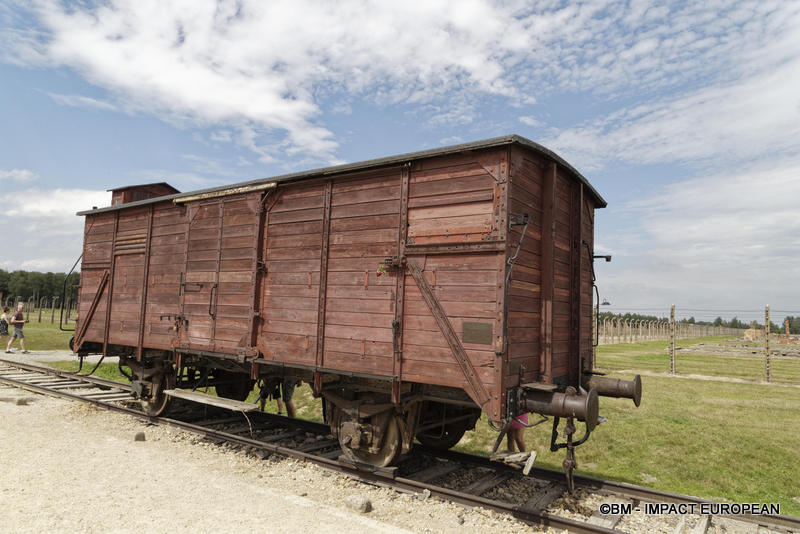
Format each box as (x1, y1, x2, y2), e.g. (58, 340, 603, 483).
(2, 358, 797, 534)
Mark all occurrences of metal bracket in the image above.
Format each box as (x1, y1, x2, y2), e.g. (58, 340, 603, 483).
(508, 212, 529, 229)
(506, 387, 519, 420)
(181, 281, 205, 292)
(382, 256, 405, 271)
(160, 313, 189, 329)
(391, 320, 401, 355)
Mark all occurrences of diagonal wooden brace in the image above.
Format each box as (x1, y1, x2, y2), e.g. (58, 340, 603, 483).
(406, 260, 491, 408)
(73, 270, 110, 352)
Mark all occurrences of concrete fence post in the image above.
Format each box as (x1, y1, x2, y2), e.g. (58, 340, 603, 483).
(669, 305, 676, 373)
(765, 304, 771, 383)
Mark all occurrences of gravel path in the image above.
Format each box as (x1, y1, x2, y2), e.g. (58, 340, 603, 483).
(0, 349, 110, 365)
(0, 383, 548, 534)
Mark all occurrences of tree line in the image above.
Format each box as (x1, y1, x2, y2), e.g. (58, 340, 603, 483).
(0, 270, 81, 304)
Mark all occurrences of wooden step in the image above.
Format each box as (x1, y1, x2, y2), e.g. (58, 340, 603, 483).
(163, 389, 259, 412)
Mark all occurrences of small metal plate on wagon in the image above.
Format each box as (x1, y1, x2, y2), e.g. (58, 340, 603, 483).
(462, 321, 493, 345)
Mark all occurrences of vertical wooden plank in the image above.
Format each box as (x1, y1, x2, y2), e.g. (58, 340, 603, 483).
(568, 182, 583, 385)
(178, 204, 194, 348)
(249, 192, 271, 349)
(254, 189, 283, 353)
(539, 162, 556, 383)
(136, 205, 154, 361)
(102, 212, 119, 357)
(315, 180, 333, 368)
(494, 147, 510, 420)
(393, 164, 410, 403)
(210, 200, 223, 348)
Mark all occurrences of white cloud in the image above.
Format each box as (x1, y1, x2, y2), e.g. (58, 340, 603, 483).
(44, 91, 116, 111)
(519, 116, 542, 127)
(545, 4, 800, 171)
(210, 130, 232, 143)
(7, 1, 795, 164)
(0, 168, 38, 183)
(601, 156, 800, 312)
(0, 188, 109, 272)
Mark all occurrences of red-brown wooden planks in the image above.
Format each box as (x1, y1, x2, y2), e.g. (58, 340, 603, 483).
(322, 170, 400, 370)
(260, 182, 326, 365)
(75, 140, 599, 428)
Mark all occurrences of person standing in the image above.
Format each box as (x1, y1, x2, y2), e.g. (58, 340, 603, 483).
(0, 307, 10, 347)
(280, 378, 301, 419)
(507, 412, 527, 453)
(256, 377, 301, 418)
(6, 303, 28, 354)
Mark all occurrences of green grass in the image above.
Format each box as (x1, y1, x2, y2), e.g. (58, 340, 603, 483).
(596, 336, 800, 383)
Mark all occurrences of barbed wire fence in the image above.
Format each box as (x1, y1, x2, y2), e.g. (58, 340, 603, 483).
(0, 294, 78, 324)
(593, 304, 799, 383)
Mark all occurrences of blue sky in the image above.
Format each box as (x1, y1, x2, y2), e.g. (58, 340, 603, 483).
(1, 0, 798, 323)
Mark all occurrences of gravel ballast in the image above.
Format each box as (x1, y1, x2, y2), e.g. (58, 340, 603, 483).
(0, 385, 546, 533)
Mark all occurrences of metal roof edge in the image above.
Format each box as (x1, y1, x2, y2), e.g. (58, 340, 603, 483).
(78, 135, 605, 215)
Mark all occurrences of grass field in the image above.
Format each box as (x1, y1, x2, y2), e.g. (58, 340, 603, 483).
(44, 333, 800, 516)
(596, 336, 800, 383)
(453, 372, 800, 516)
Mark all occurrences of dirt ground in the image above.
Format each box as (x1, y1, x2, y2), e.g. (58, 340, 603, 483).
(0, 381, 546, 533)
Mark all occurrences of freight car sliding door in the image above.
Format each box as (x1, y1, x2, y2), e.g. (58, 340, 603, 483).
(181, 195, 260, 353)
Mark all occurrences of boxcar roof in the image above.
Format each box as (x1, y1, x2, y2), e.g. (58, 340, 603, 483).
(78, 134, 605, 215)
(107, 182, 180, 193)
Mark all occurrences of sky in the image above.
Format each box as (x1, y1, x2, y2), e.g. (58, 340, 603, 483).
(0, 0, 798, 323)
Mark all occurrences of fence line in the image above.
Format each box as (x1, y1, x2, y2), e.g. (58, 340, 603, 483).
(593, 305, 785, 382)
(594, 315, 744, 345)
(0, 295, 78, 324)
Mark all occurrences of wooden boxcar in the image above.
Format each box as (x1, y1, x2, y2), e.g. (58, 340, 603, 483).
(73, 135, 640, 471)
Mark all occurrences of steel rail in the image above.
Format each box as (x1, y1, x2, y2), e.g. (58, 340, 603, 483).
(0, 363, 611, 534)
(424, 447, 800, 531)
(0, 360, 617, 534)
(2, 360, 798, 533)
(0, 358, 131, 391)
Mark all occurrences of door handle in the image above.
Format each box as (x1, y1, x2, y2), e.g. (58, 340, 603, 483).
(209, 283, 218, 317)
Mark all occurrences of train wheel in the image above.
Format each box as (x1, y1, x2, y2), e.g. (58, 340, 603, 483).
(215, 370, 253, 401)
(338, 412, 403, 467)
(141, 368, 175, 417)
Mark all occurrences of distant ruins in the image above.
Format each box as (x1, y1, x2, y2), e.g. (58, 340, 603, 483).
(743, 321, 765, 342)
